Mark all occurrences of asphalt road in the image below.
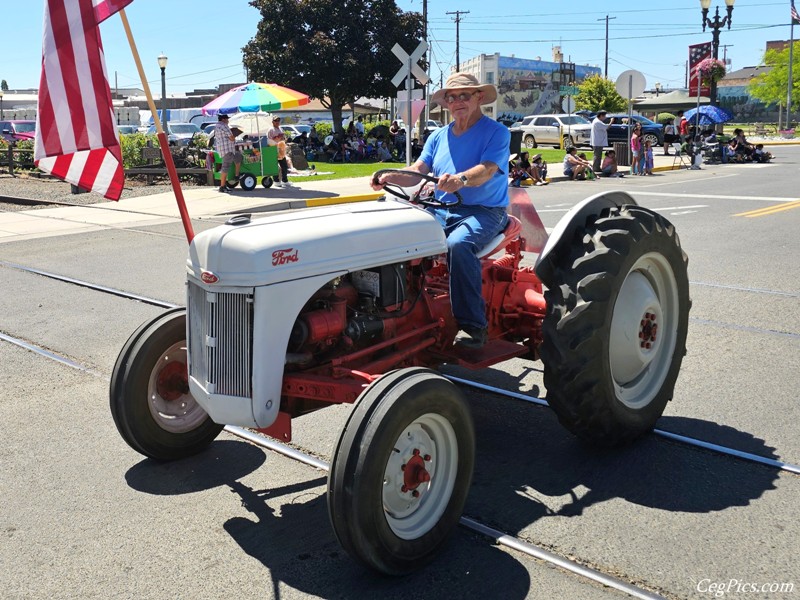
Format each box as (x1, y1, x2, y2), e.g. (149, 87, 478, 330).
(1, 149, 798, 599)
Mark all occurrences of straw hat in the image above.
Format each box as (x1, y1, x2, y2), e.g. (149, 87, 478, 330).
(431, 73, 497, 106)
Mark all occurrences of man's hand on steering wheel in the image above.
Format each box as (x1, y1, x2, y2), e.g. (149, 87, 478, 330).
(370, 168, 462, 208)
(436, 172, 467, 194)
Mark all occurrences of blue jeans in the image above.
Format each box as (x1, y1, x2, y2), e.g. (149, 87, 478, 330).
(427, 204, 508, 330)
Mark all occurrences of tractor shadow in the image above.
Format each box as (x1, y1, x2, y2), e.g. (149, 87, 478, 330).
(463, 384, 781, 535)
(125, 439, 532, 598)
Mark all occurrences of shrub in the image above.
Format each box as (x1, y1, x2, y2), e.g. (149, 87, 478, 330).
(313, 122, 333, 139)
(119, 133, 157, 168)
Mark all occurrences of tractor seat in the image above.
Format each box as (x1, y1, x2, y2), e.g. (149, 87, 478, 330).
(477, 215, 522, 258)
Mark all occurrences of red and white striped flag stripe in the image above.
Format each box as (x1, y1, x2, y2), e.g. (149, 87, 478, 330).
(34, 0, 126, 201)
(92, 0, 133, 23)
(792, 0, 800, 24)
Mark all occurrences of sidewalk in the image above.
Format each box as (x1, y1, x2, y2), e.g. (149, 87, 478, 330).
(0, 177, 379, 243)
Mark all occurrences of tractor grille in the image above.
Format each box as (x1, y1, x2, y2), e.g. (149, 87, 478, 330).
(187, 280, 254, 398)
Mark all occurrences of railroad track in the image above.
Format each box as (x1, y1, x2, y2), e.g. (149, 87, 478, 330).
(2, 259, 798, 599)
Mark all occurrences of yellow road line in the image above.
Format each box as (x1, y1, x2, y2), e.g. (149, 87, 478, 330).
(304, 193, 383, 207)
(735, 199, 800, 218)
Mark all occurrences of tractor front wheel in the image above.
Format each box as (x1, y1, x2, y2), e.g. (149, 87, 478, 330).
(328, 368, 475, 575)
(109, 308, 223, 460)
(538, 205, 690, 446)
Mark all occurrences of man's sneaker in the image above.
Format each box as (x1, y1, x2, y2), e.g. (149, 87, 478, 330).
(218, 186, 230, 193)
(454, 325, 488, 349)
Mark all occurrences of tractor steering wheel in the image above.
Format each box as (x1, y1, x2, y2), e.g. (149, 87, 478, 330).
(372, 168, 462, 208)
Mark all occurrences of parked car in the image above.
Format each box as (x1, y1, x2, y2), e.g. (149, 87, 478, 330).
(425, 119, 443, 132)
(516, 114, 592, 149)
(197, 122, 217, 134)
(117, 125, 139, 135)
(281, 124, 312, 140)
(606, 114, 664, 147)
(145, 122, 202, 146)
(0, 120, 36, 143)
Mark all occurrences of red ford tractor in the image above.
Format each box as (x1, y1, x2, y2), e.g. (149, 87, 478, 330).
(110, 170, 690, 574)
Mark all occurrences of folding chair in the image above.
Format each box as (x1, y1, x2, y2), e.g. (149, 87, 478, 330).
(672, 142, 690, 169)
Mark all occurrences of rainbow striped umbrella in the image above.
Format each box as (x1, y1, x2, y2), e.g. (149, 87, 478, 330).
(202, 82, 310, 116)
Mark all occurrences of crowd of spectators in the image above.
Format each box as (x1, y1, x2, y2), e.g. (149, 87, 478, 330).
(275, 117, 429, 165)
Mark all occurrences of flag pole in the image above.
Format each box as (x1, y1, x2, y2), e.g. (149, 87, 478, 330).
(787, 18, 795, 131)
(118, 9, 195, 244)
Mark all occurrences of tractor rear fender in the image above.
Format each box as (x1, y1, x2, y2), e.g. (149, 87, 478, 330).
(534, 191, 637, 283)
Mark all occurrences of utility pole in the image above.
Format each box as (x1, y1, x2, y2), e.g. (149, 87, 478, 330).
(721, 44, 734, 70)
(446, 10, 469, 72)
(597, 15, 616, 78)
(423, 0, 428, 130)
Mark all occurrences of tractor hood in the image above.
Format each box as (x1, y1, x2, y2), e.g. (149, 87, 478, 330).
(187, 199, 447, 287)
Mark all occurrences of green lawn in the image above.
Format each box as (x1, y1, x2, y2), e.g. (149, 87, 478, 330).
(291, 161, 406, 181)
(291, 149, 589, 182)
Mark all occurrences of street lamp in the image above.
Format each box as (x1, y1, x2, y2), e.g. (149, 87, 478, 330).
(157, 53, 168, 129)
(0, 89, 4, 119)
(699, 0, 735, 106)
(655, 82, 662, 97)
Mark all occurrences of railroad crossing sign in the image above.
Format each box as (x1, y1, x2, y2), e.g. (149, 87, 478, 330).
(391, 41, 430, 88)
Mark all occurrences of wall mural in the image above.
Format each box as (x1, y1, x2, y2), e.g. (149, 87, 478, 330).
(495, 56, 601, 123)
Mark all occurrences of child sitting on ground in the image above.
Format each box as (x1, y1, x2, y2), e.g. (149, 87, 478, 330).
(752, 144, 773, 163)
(530, 153, 549, 185)
(601, 149, 621, 177)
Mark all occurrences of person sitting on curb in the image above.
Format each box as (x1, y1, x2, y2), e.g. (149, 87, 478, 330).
(753, 144, 773, 163)
(509, 151, 532, 187)
(577, 152, 597, 179)
(530, 153, 548, 185)
(601, 149, 622, 177)
(563, 146, 591, 180)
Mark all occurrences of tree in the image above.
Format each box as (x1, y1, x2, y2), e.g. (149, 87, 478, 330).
(574, 75, 626, 113)
(1, 80, 8, 91)
(243, 0, 424, 133)
(747, 42, 800, 111)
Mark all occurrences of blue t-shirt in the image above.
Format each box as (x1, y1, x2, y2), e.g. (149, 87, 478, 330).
(419, 116, 510, 208)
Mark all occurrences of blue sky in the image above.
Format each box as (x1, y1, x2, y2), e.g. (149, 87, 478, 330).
(1, 0, 796, 96)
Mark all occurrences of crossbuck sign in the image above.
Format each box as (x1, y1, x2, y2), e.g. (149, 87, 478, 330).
(391, 41, 429, 88)
(391, 41, 429, 165)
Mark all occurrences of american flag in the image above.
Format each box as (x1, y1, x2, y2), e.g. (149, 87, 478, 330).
(792, 0, 800, 25)
(688, 42, 712, 97)
(34, 0, 131, 201)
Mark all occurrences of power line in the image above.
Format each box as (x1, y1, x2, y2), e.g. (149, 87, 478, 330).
(421, 23, 786, 45)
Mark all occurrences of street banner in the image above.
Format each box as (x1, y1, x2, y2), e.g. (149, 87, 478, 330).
(34, 0, 127, 200)
(689, 42, 712, 98)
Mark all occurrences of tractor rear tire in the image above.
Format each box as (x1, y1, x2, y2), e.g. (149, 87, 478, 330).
(537, 205, 690, 446)
(110, 309, 223, 460)
(328, 367, 475, 575)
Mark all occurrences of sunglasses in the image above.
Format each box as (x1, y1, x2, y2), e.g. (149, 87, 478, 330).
(444, 92, 478, 103)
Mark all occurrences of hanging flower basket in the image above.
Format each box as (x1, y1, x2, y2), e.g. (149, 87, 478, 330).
(695, 58, 727, 86)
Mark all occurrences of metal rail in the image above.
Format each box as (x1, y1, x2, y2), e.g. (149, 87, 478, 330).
(3, 259, 798, 476)
(223, 425, 666, 600)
